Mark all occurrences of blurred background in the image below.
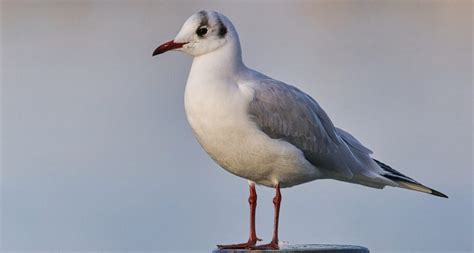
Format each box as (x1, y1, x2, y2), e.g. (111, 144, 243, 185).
(1, 0, 472, 252)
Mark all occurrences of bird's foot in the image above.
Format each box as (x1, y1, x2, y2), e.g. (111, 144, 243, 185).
(250, 240, 279, 250)
(217, 238, 261, 249)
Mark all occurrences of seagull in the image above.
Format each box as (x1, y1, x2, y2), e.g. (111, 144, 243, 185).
(152, 10, 447, 250)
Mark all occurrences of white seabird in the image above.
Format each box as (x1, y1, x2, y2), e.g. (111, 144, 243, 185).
(152, 10, 447, 250)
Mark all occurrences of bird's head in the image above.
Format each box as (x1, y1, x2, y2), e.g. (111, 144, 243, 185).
(153, 10, 236, 57)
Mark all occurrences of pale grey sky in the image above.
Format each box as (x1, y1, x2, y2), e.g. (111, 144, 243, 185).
(1, 1, 472, 252)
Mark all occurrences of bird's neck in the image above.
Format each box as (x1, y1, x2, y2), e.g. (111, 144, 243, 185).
(189, 39, 246, 81)
(184, 38, 249, 124)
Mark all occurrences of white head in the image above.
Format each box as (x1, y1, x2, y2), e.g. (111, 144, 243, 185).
(153, 10, 240, 57)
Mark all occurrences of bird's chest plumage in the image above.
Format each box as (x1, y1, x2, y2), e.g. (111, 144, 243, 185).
(184, 78, 319, 187)
(184, 80, 266, 178)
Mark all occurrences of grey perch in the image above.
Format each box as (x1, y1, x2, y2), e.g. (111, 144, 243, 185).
(213, 244, 369, 253)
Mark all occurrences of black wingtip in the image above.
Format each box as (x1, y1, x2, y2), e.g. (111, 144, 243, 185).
(430, 188, 448, 198)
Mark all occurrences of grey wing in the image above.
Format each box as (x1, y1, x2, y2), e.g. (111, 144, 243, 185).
(335, 127, 373, 155)
(247, 78, 357, 178)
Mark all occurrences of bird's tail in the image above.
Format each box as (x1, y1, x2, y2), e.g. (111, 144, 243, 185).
(374, 159, 448, 198)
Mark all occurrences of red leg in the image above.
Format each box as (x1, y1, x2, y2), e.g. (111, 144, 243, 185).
(248, 183, 259, 243)
(251, 183, 281, 250)
(217, 183, 261, 249)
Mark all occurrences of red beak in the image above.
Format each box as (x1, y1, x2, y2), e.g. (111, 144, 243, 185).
(152, 40, 187, 56)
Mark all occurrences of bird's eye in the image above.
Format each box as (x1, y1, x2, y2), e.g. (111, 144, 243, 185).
(196, 26, 208, 37)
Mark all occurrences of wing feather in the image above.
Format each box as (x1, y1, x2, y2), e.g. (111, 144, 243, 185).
(335, 127, 373, 155)
(247, 78, 355, 178)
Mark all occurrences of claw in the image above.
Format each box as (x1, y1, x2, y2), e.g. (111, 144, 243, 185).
(217, 239, 258, 249)
(250, 241, 279, 250)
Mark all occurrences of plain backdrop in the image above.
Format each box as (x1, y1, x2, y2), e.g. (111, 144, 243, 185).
(1, 1, 472, 252)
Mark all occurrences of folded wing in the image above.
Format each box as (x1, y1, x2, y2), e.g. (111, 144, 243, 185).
(247, 78, 358, 179)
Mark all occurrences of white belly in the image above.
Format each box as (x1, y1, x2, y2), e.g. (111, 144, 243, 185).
(184, 82, 321, 188)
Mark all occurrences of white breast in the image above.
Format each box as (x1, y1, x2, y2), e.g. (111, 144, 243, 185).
(184, 73, 322, 187)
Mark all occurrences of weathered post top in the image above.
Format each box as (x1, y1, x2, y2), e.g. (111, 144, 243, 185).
(213, 244, 369, 253)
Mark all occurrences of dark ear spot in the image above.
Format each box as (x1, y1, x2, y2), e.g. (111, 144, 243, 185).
(218, 25, 227, 38)
(216, 16, 227, 38)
